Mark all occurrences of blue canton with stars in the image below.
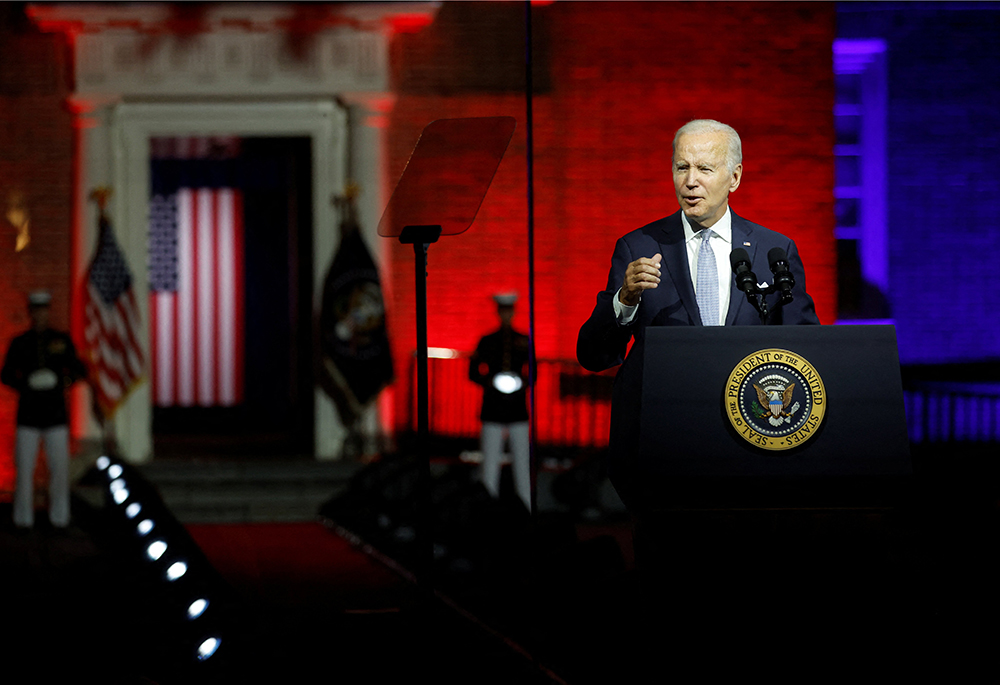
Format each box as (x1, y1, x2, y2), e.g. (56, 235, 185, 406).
(148, 193, 178, 293)
(90, 216, 134, 306)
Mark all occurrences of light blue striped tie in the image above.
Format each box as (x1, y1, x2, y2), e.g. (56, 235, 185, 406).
(696, 229, 719, 326)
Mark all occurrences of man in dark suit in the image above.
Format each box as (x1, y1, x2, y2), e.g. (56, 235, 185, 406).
(577, 120, 819, 679)
(577, 119, 820, 508)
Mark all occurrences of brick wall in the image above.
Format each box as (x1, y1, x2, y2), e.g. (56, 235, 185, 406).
(0, 2, 842, 460)
(0, 6, 74, 493)
(840, 3, 1000, 364)
(386, 1, 837, 436)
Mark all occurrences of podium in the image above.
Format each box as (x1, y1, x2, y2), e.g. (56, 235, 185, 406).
(635, 325, 911, 508)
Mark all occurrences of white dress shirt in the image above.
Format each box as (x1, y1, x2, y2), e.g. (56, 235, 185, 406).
(614, 208, 734, 325)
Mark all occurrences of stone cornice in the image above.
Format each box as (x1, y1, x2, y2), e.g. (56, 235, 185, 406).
(28, 2, 439, 98)
(28, 2, 440, 36)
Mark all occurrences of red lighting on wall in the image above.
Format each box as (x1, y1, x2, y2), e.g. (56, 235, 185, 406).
(384, 2, 837, 443)
(389, 14, 436, 35)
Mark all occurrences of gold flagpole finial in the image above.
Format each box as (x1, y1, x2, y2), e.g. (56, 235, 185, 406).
(89, 187, 112, 212)
(332, 181, 360, 208)
(5, 189, 31, 252)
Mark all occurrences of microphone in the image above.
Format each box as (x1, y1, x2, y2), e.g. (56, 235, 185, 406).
(767, 247, 795, 302)
(730, 248, 758, 293)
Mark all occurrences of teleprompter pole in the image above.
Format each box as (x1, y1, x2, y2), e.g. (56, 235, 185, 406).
(398, 224, 442, 589)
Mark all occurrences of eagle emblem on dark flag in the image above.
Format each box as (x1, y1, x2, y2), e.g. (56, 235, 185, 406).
(319, 187, 394, 432)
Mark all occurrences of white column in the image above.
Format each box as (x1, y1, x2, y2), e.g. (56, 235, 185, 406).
(329, 92, 396, 456)
(110, 102, 154, 464)
(313, 101, 350, 460)
(67, 95, 154, 463)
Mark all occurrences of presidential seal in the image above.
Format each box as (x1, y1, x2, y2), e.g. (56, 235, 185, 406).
(725, 348, 826, 451)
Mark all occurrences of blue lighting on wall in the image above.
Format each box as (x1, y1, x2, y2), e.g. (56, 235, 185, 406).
(836, 3, 1000, 367)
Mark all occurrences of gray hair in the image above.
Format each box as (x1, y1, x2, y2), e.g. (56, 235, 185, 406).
(673, 119, 743, 174)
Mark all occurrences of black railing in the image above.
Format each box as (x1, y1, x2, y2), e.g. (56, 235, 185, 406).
(903, 387, 1000, 443)
(902, 362, 1000, 444)
(406, 354, 614, 448)
(407, 355, 1000, 448)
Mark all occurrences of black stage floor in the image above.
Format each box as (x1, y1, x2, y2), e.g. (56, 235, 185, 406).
(1, 452, 997, 684)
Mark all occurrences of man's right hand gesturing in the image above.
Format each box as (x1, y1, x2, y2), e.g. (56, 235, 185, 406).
(619, 253, 662, 307)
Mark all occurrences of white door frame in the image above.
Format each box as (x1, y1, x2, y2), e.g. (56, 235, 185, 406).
(96, 101, 346, 462)
(30, 2, 438, 463)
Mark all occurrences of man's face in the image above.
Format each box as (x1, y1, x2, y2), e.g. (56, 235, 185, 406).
(29, 305, 50, 331)
(498, 305, 514, 326)
(672, 131, 742, 229)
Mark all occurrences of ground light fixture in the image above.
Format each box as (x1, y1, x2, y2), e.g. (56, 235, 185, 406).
(166, 561, 188, 581)
(197, 637, 221, 661)
(146, 540, 167, 561)
(97, 456, 227, 671)
(187, 598, 209, 620)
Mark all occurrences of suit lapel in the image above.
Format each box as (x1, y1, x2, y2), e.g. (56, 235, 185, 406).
(658, 212, 700, 325)
(725, 212, 757, 325)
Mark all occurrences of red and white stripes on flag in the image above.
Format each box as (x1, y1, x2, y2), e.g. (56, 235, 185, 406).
(149, 136, 241, 160)
(82, 213, 146, 417)
(149, 188, 245, 407)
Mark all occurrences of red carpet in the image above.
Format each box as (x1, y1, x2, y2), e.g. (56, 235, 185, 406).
(182, 520, 564, 683)
(185, 521, 412, 611)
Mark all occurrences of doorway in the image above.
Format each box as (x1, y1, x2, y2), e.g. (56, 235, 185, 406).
(149, 137, 315, 458)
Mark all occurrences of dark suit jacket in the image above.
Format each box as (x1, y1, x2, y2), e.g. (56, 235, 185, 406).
(576, 210, 820, 508)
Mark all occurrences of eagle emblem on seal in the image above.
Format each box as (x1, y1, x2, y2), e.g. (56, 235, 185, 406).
(726, 350, 826, 451)
(752, 375, 800, 426)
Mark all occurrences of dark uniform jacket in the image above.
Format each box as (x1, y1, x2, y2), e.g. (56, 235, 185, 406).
(577, 211, 820, 508)
(1, 328, 86, 428)
(469, 326, 530, 424)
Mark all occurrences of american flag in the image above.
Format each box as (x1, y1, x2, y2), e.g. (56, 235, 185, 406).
(82, 211, 146, 418)
(148, 187, 245, 407)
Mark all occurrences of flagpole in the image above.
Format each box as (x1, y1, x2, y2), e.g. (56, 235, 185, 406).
(524, 0, 538, 519)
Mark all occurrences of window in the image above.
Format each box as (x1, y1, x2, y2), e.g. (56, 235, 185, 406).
(833, 39, 890, 323)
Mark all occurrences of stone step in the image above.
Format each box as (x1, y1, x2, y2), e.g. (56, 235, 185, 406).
(133, 457, 625, 525)
(138, 458, 363, 524)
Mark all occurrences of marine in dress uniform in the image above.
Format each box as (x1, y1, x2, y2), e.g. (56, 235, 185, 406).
(1, 291, 86, 529)
(469, 293, 531, 510)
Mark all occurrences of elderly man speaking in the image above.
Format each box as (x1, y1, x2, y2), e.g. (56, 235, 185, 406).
(577, 119, 820, 510)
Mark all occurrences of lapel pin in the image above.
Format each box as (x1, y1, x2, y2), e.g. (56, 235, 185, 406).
(743, 241, 751, 247)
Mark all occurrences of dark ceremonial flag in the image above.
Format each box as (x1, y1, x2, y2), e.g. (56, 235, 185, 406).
(319, 193, 394, 422)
